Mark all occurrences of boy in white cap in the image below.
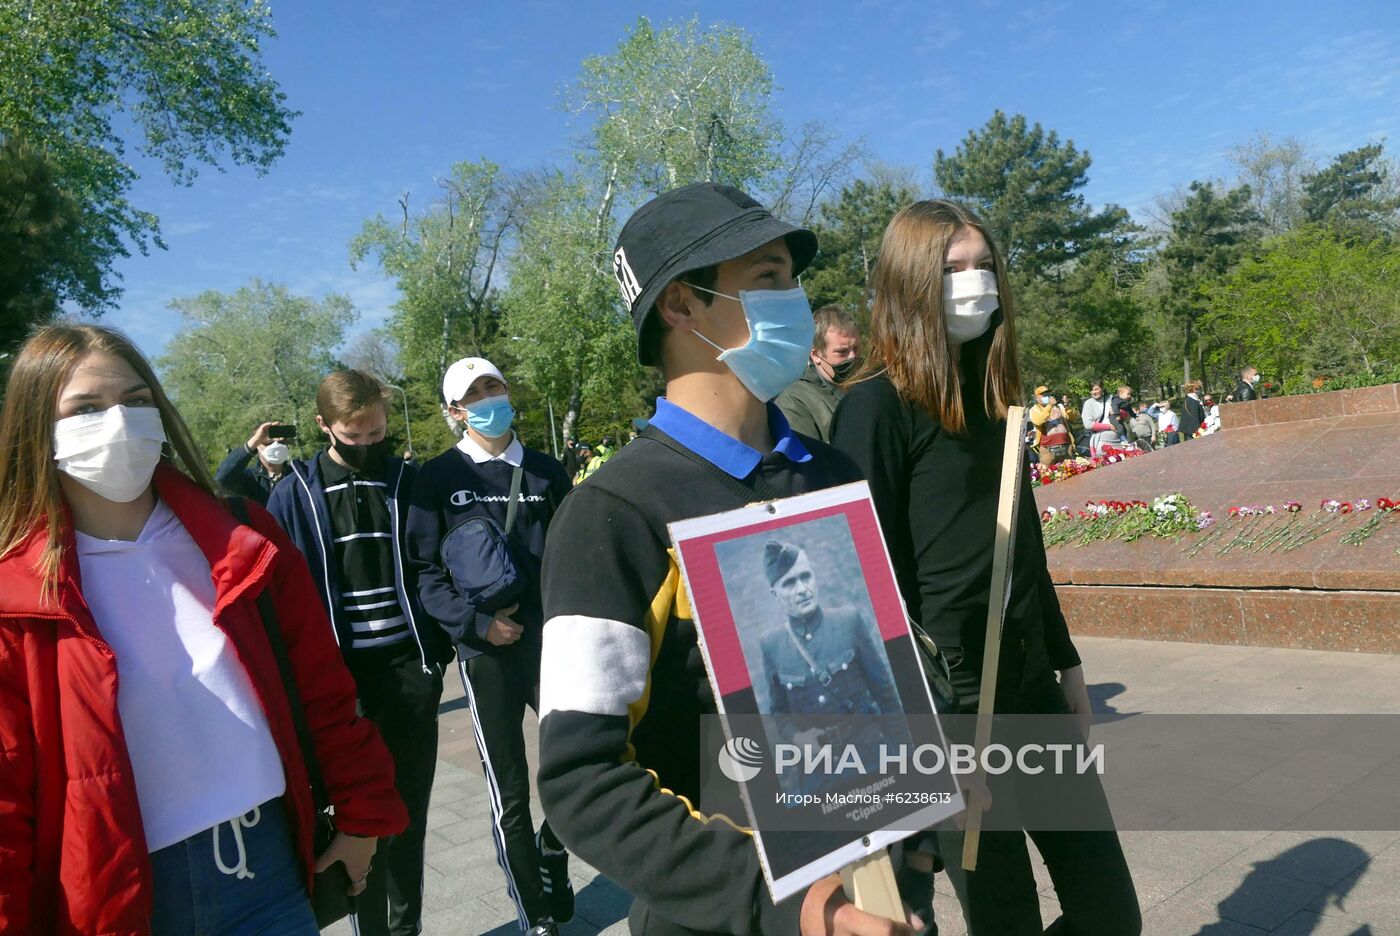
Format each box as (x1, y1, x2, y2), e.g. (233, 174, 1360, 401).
(404, 357, 574, 936)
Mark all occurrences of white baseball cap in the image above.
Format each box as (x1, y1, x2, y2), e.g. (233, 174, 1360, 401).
(442, 357, 508, 406)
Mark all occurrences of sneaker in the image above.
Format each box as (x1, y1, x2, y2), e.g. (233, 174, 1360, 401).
(537, 828, 575, 923)
(527, 919, 559, 936)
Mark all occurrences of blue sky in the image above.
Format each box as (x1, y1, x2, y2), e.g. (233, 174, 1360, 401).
(104, 0, 1400, 358)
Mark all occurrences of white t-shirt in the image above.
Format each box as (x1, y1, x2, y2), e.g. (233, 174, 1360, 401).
(1157, 409, 1177, 432)
(76, 499, 286, 852)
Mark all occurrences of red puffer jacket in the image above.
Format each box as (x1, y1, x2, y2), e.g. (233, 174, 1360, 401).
(0, 465, 409, 935)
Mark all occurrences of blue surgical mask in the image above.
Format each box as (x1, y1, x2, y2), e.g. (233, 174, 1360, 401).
(690, 286, 815, 402)
(463, 395, 515, 438)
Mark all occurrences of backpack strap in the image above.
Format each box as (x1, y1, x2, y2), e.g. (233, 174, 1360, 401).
(503, 461, 525, 534)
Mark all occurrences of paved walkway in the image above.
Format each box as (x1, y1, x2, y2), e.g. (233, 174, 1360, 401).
(327, 638, 1400, 934)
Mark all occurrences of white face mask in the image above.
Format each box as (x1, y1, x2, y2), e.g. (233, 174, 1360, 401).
(261, 441, 290, 465)
(942, 269, 999, 344)
(53, 405, 166, 503)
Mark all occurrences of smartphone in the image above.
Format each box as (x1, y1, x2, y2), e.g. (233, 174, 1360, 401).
(268, 424, 297, 441)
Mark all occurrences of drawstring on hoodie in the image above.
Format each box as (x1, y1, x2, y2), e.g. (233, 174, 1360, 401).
(213, 806, 262, 880)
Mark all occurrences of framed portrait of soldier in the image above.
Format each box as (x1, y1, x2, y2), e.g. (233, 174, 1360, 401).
(670, 481, 963, 903)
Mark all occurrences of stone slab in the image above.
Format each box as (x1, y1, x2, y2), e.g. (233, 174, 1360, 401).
(1054, 586, 1400, 653)
(1033, 388, 1400, 594)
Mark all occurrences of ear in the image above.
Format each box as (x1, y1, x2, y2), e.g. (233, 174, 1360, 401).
(655, 281, 703, 333)
(316, 415, 330, 436)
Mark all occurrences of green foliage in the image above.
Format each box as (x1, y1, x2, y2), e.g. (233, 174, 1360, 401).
(1156, 181, 1261, 381)
(1203, 226, 1400, 389)
(1229, 134, 1313, 235)
(0, 0, 296, 311)
(1300, 143, 1398, 237)
(569, 16, 780, 195)
(803, 174, 922, 320)
(500, 173, 646, 444)
(933, 111, 1130, 278)
(351, 159, 517, 454)
(0, 135, 106, 357)
(158, 281, 356, 469)
(1016, 249, 1153, 395)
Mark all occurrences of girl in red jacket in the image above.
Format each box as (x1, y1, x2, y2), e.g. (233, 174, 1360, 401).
(0, 325, 409, 935)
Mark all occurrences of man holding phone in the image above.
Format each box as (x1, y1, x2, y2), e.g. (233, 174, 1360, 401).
(215, 420, 293, 504)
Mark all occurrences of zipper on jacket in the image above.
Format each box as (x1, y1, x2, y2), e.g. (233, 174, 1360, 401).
(390, 461, 432, 675)
(292, 463, 342, 647)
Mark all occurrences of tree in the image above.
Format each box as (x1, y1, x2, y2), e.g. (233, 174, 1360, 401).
(1159, 181, 1261, 382)
(763, 121, 867, 228)
(1300, 143, 1398, 236)
(1017, 236, 1153, 394)
(509, 15, 784, 438)
(0, 0, 296, 312)
(802, 172, 922, 318)
(933, 111, 1129, 278)
(500, 173, 643, 444)
(567, 16, 781, 198)
(0, 136, 104, 362)
(351, 159, 519, 447)
(1204, 226, 1400, 387)
(1229, 134, 1314, 235)
(159, 281, 355, 468)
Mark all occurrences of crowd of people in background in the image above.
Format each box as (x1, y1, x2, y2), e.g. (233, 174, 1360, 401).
(1024, 369, 1252, 468)
(8, 182, 1315, 936)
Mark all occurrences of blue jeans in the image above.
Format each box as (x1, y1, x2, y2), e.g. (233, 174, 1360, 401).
(150, 798, 319, 936)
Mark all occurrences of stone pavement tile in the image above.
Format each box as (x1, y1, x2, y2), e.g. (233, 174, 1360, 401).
(1170, 863, 1329, 931)
(1139, 897, 1268, 935)
(1117, 831, 1274, 911)
(423, 895, 521, 934)
(427, 780, 475, 807)
(930, 889, 968, 935)
(442, 795, 494, 824)
(1228, 831, 1393, 888)
(570, 873, 633, 931)
(424, 839, 521, 896)
(434, 814, 497, 847)
(1305, 862, 1400, 927)
(1271, 908, 1378, 935)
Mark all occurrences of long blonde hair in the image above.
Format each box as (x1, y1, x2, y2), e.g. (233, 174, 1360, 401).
(858, 199, 1022, 433)
(0, 324, 219, 596)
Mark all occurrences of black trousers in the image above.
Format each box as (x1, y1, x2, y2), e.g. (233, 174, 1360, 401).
(350, 655, 443, 936)
(459, 638, 550, 930)
(934, 643, 1141, 936)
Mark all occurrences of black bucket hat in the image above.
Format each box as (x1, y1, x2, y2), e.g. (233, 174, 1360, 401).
(612, 182, 818, 365)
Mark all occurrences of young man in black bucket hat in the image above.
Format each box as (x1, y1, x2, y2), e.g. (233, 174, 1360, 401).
(535, 182, 922, 935)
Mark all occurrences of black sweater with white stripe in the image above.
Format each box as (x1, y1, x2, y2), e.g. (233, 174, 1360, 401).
(537, 429, 861, 935)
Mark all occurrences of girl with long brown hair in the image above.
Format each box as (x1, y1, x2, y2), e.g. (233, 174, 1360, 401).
(831, 201, 1140, 935)
(0, 324, 406, 936)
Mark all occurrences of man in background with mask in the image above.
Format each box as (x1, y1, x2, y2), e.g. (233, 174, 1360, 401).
(534, 183, 917, 936)
(214, 420, 290, 504)
(405, 357, 575, 936)
(1235, 365, 1261, 403)
(775, 304, 860, 442)
(267, 369, 449, 936)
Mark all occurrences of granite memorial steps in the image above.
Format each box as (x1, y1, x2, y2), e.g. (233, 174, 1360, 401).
(1031, 384, 1400, 653)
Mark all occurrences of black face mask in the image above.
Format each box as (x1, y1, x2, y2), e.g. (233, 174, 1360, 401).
(330, 431, 391, 476)
(830, 357, 859, 383)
